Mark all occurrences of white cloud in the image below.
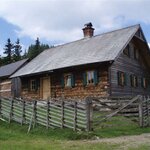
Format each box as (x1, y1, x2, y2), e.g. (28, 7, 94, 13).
(0, 0, 150, 43)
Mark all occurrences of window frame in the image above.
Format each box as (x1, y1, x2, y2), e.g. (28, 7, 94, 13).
(64, 73, 72, 88)
(141, 77, 148, 89)
(130, 75, 138, 87)
(30, 79, 36, 91)
(86, 70, 95, 85)
(117, 71, 127, 86)
(134, 48, 139, 60)
(83, 70, 98, 86)
(123, 45, 130, 57)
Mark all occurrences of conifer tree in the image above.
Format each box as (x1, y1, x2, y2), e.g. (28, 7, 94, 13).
(13, 38, 22, 61)
(3, 38, 14, 64)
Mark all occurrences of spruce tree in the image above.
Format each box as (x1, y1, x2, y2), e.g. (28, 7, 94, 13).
(13, 38, 22, 61)
(3, 38, 14, 64)
(27, 37, 50, 60)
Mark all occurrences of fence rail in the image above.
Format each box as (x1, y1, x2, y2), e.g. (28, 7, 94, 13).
(0, 97, 93, 131)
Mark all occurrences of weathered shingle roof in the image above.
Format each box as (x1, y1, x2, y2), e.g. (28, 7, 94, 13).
(0, 59, 28, 78)
(11, 25, 140, 77)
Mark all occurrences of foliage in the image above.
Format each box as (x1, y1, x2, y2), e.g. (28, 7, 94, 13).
(27, 37, 50, 59)
(3, 38, 14, 64)
(0, 37, 50, 66)
(13, 38, 22, 61)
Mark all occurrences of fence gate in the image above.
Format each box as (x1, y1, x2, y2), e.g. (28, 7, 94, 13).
(139, 96, 150, 127)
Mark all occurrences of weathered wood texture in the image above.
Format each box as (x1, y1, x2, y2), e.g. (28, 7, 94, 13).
(0, 97, 93, 131)
(110, 40, 150, 96)
(92, 95, 150, 128)
(139, 96, 150, 127)
(0, 79, 11, 97)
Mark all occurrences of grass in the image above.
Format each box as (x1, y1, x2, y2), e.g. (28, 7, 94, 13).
(1, 115, 150, 149)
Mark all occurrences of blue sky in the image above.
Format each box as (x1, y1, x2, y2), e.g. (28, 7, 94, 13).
(0, 0, 150, 56)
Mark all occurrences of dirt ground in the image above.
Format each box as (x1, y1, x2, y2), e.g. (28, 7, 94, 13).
(69, 133, 150, 150)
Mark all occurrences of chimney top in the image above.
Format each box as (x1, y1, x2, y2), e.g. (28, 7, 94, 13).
(82, 22, 94, 38)
(84, 22, 93, 27)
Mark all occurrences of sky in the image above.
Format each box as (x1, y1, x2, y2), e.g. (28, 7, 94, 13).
(0, 0, 150, 56)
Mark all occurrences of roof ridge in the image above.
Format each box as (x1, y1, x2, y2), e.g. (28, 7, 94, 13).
(93, 24, 140, 38)
(44, 24, 140, 52)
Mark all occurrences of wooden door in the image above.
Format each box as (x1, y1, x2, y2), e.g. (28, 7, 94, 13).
(42, 77, 51, 100)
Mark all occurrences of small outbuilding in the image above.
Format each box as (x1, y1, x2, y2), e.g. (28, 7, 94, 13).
(0, 59, 28, 98)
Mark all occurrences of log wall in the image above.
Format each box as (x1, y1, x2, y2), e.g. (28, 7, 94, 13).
(110, 40, 150, 96)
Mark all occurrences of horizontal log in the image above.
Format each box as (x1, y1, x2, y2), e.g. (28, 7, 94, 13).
(1, 102, 10, 108)
(63, 123, 74, 129)
(76, 119, 86, 125)
(77, 112, 86, 117)
(49, 119, 62, 125)
(1, 105, 10, 111)
(77, 109, 86, 114)
(36, 121, 47, 127)
(76, 115, 86, 121)
(64, 105, 74, 111)
(49, 111, 62, 117)
(49, 122, 61, 128)
(49, 114, 61, 121)
(63, 115, 74, 121)
(36, 114, 46, 120)
(76, 123, 87, 129)
(36, 117, 47, 124)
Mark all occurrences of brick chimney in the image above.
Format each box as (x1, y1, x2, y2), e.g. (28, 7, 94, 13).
(82, 22, 94, 38)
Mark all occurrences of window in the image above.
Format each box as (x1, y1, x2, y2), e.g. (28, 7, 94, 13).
(124, 45, 130, 57)
(117, 71, 126, 86)
(30, 80, 36, 91)
(87, 71, 94, 84)
(83, 70, 98, 86)
(130, 75, 138, 87)
(61, 73, 75, 88)
(64, 74, 72, 87)
(141, 77, 148, 89)
(134, 48, 139, 60)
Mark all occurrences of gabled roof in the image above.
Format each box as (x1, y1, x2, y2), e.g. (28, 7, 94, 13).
(11, 25, 140, 77)
(0, 59, 28, 78)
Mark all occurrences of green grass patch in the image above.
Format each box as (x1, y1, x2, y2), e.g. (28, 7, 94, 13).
(94, 115, 150, 138)
(1, 114, 150, 150)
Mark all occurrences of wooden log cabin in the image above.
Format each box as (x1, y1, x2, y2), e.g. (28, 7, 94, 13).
(11, 23, 150, 100)
(0, 59, 28, 98)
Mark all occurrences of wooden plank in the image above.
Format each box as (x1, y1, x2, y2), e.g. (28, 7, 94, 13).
(61, 101, 64, 128)
(33, 101, 37, 127)
(73, 101, 77, 131)
(9, 98, 13, 123)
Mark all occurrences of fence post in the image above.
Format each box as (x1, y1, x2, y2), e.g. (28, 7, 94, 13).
(139, 96, 143, 127)
(46, 100, 50, 129)
(147, 96, 150, 126)
(9, 98, 14, 123)
(85, 97, 93, 131)
(61, 100, 64, 128)
(0, 97, 1, 117)
(73, 101, 77, 131)
(21, 99, 25, 126)
(33, 100, 37, 128)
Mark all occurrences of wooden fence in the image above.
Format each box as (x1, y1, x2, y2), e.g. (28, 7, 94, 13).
(92, 95, 150, 128)
(0, 97, 93, 131)
(0, 95, 150, 132)
(139, 96, 150, 127)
